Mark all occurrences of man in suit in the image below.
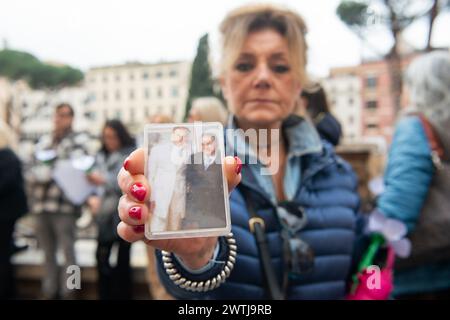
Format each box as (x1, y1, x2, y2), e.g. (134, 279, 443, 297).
(184, 132, 226, 230)
(148, 126, 191, 233)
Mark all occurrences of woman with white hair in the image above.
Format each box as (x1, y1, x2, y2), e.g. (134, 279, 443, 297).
(0, 121, 28, 299)
(376, 51, 450, 299)
(187, 97, 228, 125)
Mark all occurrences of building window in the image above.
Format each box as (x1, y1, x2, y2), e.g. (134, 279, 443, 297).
(348, 98, 354, 105)
(90, 77, 96, 83)
(115, 110, 122, 120)
(145, 107, 149, 117)
(103, 75, 108, 83)
(157, 88, 163, 98)
(366, 76, 377, 88)
(115, 90, 121, 101)
(366, 123, 378, 129)
(89, 93, 96, 102)
(103, 91, 108, 101)
(115, 74, 121, 82)
(129, 90, 134, 100)
(156, 71, 163, 78)
(142, 72, 149, 80)
(144, 88, 150, 99)
(169, 70, 178, 77)
(171, 87, 178, 97)
(366, 100, 378, 109)
(129, 73, 134, 81)
(130, 108, 135, 122)
(104, 110, 108, 120)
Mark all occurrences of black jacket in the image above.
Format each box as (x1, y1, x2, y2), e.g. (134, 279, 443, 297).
(0, 148, 28, 221)
(315, 112, 342, 146)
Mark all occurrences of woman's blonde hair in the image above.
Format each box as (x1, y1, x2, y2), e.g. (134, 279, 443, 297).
(219, 3, 308, 84)
(191, 96, 228, 124)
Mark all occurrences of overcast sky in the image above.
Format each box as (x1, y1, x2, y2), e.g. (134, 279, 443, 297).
(1, 0, 449, 77)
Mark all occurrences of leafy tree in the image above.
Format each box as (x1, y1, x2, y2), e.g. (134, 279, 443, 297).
(337, 0, 449, 115)
(184, 33, 220, 120)
(0, 49, 83, 89)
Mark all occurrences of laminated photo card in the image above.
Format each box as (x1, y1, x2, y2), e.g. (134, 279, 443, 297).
(143, 122, 231, 240)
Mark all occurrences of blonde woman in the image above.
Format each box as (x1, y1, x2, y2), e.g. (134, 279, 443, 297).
(117, 4, 362, 299)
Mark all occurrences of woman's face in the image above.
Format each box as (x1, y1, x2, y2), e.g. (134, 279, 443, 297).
(103, 126, 121, 152)
(221, 29, 302, 128)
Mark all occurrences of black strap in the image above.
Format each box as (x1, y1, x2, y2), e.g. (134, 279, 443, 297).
(240, 186, 284, 300)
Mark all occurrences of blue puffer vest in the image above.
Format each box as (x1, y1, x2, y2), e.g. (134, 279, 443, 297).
(156, 116, 362, 300)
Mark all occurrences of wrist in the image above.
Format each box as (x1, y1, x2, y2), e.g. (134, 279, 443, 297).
(177, 239, 218, 270)
(161, 233, 237, 292)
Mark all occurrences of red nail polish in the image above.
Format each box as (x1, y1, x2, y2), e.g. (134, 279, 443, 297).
(123, 157, 130, 171)
(133, 225, 145, 233)
(130, 183, 146, 201)
(129, 206, 142, 220)
(234, 156, 242, 175)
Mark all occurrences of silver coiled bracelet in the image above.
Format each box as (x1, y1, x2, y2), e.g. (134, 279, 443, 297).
(161, 232, 237, 292)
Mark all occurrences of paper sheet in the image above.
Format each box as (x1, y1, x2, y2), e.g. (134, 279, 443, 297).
(52, 159, 96, 205)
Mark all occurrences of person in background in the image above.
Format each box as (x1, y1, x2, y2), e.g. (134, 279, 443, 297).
(187, 97, 228, 125)
(300, 83, 342, 146)
(375, 51, 450, 299)
(28, 103, 94, 299)
(0, 122, 28, 300)
(87, 120, 136, 300)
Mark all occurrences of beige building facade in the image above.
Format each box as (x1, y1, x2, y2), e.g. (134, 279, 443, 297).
(85, 61, 191, 135)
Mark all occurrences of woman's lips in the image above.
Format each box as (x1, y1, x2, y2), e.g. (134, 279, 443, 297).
(246, 99, 277, 105)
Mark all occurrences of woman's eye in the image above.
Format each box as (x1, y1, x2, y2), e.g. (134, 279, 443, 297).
(235, 63, 253, 72)
(273, 65, 290, 73)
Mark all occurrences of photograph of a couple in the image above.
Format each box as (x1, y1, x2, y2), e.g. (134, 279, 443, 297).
(145, 123, 230, 239)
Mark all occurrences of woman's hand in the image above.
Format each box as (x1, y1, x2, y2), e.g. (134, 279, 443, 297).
(87, 172, 106, 186)
(117, 148, 242, 270)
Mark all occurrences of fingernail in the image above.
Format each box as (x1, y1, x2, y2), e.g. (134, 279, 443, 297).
(129, 206, 142, 220)
(133, 225, 145, 233)
(130, 183, 146, 201)
(123, 157, 130, 171)
(234, 156, 242, 175)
